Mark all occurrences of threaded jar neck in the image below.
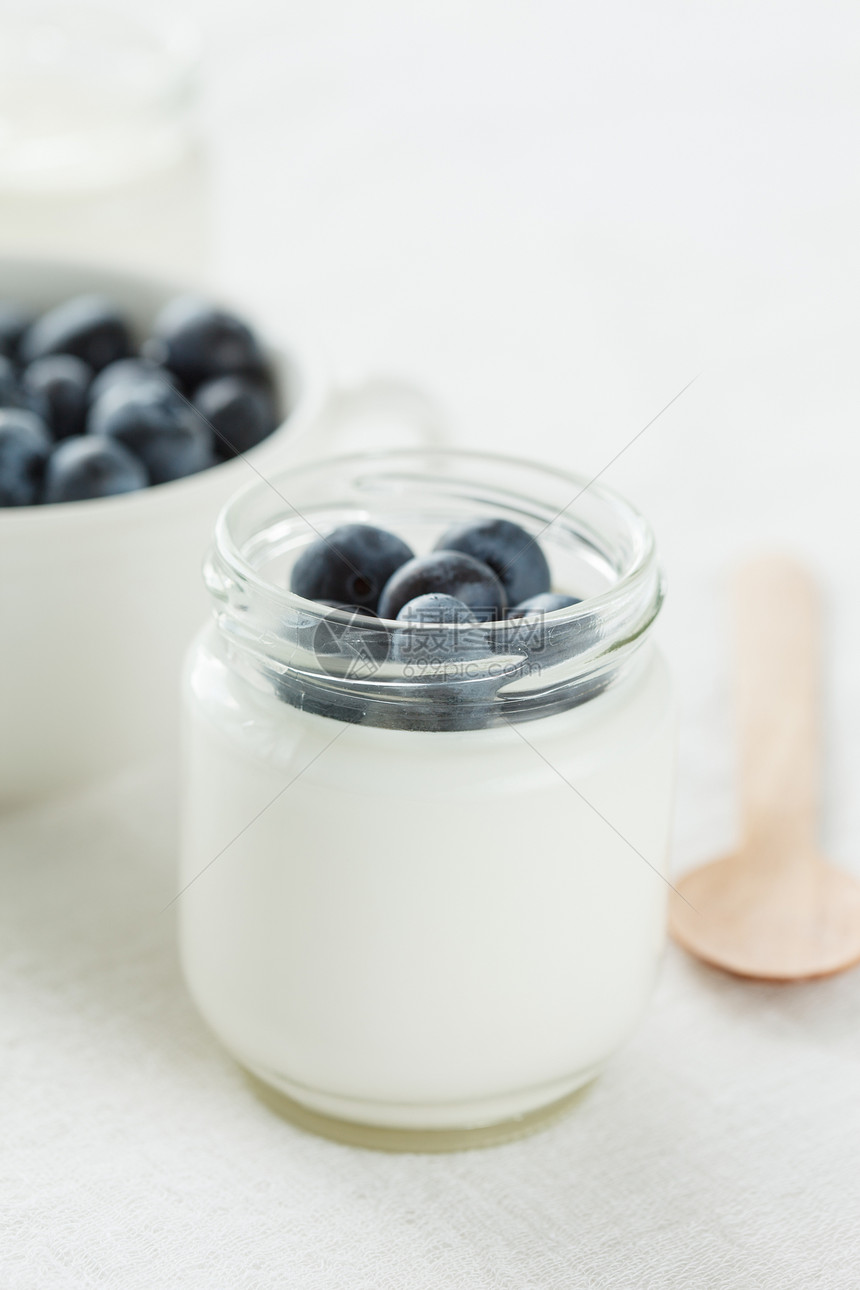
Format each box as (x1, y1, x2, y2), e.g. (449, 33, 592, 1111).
(204, 449, 664, 732)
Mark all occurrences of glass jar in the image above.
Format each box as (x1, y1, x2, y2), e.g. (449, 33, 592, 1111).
(179, 449, 676, 1150)
(0, 1, 208, 280)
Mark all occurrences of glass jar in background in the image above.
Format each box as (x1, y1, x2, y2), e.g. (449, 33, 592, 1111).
(0, 1, 208, 280)
(179, 449, 677, 1150)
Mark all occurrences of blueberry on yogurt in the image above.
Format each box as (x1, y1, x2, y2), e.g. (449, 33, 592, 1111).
(378, 550, 507, 622)
(508, 591, 581, 618)
(20, 295, 132, 372)
(501, 590, 589, 668)
(0, 409, 51, 505)
(290, 524, 414, 612)
(393, 593, 487, 666)
(396, 593, 478, 624)
(434, 518, 550, 607)
(88, 381, 214, 485)
(43, 436, 148, 503)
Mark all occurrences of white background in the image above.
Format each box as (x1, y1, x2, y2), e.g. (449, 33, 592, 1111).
(4, 1, 860, 1285)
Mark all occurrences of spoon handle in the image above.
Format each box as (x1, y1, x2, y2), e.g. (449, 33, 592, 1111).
(735, 555, 819, 859)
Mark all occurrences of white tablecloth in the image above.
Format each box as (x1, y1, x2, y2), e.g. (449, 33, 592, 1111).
(4, 1, 860, 1285)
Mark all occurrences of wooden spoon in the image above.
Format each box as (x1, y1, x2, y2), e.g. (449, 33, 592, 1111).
(669, 554, 860, 981)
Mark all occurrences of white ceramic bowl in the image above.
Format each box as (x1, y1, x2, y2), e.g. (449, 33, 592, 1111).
(0, 257, 441, 808)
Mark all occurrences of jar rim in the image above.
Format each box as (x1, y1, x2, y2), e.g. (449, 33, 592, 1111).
(212, 446, 660, 633)
(207, 447, 664, 730)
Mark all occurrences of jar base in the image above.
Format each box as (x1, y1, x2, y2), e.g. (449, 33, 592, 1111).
(240, 1064, 602, 1152)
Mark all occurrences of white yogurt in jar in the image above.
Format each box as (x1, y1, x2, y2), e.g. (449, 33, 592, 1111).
(180, 635, 674, 1133)
(178, 450, 677, 1145)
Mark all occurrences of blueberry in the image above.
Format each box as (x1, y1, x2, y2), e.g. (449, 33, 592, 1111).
(433, 518, 550, 607)
(20, 295, 132, 372)
(193, 374, 276, 458)
(508, 592, 581, 618)
(0, 354, 48, 421)
(389, 593, 502, 730)
(43, 436, 148, 503)
(499, 592, 588, 665)
(0, 302, 30, 361)
(290, 524, 414, 612)
(0, 355, 18, 405)
(393, 593, 488, 666)
(144, 297, 266, 389)
(0, 409, 51, 506)
(21, 356, 92, 439)
(378, 550, 506, 622)
(395, 593, 478, 624)
(88, 357, 177, 406)
(88, 382, 214, 485)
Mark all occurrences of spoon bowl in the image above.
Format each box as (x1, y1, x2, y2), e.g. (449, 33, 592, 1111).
(670, 849, 860, 981)
(669, 555, 860, 982)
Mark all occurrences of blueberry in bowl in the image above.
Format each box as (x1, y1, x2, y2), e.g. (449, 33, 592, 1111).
(87, 357, 178, 406)
(22, 355, 92, 439)
(0, 286, 284, 507)
(0, 355, 22, 408)
(0, 302, 30, 361)
(43, 437, 148, 503)
(89, 380, 214, 485)
(0, 354, 49, 420)
(143, 296, 267, 389)
(19, 294, 132, 372)
(0, 409, 51, 506)
(194, 375, 278, 459)
(0, 256, 301, 807)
